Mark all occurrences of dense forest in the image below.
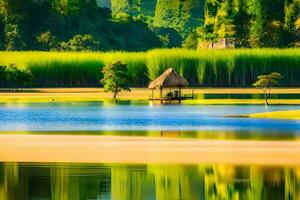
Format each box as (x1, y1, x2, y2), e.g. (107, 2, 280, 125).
(0, 0, 299, 51)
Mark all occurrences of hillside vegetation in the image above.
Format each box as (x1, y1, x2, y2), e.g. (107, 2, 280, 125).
(0, 49, 299, 87)
(0, 0, 299, 51)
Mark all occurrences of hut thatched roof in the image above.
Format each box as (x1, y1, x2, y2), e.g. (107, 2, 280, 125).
(148, 68, 189, 89)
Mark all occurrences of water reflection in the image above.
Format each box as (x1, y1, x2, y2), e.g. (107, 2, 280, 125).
(1, 163, 300, 200)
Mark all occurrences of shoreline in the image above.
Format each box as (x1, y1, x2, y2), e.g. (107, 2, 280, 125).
(0, 134, 300, 165)
(235, 110, 300, 120)
(0, 88, 299, 105)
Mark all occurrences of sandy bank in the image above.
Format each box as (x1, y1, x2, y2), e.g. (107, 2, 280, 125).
(0, 88, 299, 104)
(0, 134, 300, 165)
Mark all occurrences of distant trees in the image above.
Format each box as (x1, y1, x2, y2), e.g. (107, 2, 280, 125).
(182, 30, 199, 49)
(253, 72, 282, 105)
(186, 0, 300, 49)
(0, 0, 299, 50)
(4, 23, 25, 50)
(59, 34, 100, 51)
(37, 31, 58, 51)
(0, 0, 162, 51)
(153, 0, 204, 37)
(37, 33, 100, 51)
(0, 64, 32, 91)
(101, 61, 131, 99)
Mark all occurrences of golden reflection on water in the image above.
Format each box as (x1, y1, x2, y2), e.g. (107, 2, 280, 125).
(0, 163, 300, 200)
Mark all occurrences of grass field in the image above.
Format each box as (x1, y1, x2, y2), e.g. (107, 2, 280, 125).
(243, 110, 300, 120)
(1, 49, 300, 87)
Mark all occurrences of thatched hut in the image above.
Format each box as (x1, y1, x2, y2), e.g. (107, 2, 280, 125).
(148, 68, 191, 103)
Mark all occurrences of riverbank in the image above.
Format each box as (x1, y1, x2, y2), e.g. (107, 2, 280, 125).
(0, 88, 299, 104)
(241, 110, 300, 120)
(0, 134, 300, 165)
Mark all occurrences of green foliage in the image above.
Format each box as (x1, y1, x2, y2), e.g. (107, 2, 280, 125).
(248, 0, 287, 47)
(59, 34, 100, 51)
(2, 63, 32, 90)
(113, 12, 132, 23)
(0, 64, 6, 85)
(0, 0, 162, 51)
(1, 0, 298, 50)
(253, 72, 282, 88)
(101, 61, 131, 99)
(36, 31, 58, 51)
(253, 72, 283, 104)
(284, 1, 300, 45)
(153, 0, 204, 37)
(4, 23, 25, 50)
(182, 30, 198, 49)
(111, 0, 132, 16)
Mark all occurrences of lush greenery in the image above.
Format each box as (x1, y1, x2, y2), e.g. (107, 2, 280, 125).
(0, 0, 162, 51)
(0, 0, 299, 51)
(101, 61, 131, 99)
(184, 0, 300, 48)
(0, 49, 299, 87)
(0, 63, 32, 90)
(253, 72, 282, 105)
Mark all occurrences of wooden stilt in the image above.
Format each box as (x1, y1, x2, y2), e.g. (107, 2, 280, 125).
(179, 87, 181, 104)
(160, 86, 163, 104)
(151, 89, 154, 100)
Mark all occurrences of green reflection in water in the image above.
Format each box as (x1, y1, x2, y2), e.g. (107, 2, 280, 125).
(0, 163, 300, 200)
(1, 130, 299, 141)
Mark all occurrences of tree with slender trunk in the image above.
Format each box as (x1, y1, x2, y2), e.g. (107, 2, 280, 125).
(253, 72, 282, 105)
(101, 61, 131, 100)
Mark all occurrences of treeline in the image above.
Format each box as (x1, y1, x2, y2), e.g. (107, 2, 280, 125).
(0, 0, 299, 51)
(0, 49, 299, 88)
(112, 0, 300, 48)
(0, 0, 162, 51)
(183, 0, 300, 48)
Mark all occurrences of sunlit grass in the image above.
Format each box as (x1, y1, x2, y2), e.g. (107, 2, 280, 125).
(0, 48, 300, 87)
(245, 110, 300, 120)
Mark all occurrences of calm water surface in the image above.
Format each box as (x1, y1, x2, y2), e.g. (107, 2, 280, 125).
(1, 102, 300, 199)
(0, 162, 299, 200)
(0, 102, 299, 132)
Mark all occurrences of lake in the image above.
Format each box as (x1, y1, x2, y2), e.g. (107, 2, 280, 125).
(0, 102, 299, 132)
(0, 102, 299, 200)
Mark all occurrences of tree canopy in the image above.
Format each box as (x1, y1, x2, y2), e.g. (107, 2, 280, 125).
(101, 61, 131, 99)
(0, 0, 299, 51)
(253, 72, 283, 105)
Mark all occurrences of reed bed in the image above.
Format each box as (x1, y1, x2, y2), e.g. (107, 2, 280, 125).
(0, 49, 299, 87)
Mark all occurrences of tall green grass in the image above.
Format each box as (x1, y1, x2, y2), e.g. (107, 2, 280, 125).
(0, 49, 299, 87)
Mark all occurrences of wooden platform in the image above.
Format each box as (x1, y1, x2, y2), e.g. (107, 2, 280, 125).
(149, 96, 194, 103)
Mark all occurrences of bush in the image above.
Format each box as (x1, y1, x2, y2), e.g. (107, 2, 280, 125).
(3, 64, 32, 91)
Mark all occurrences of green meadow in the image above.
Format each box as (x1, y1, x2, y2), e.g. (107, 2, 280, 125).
(0, 48, 300, 87)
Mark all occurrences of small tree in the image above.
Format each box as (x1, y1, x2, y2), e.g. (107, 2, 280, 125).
(4, 23, 26, 51)
(101, 61, 131, 100)
(253, 72, 282, 105)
